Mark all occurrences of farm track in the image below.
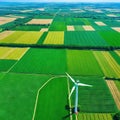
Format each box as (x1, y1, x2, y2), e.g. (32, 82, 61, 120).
(106, 80, 120, 109)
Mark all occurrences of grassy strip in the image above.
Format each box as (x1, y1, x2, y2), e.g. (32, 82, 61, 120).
(37, 32, 48, 44)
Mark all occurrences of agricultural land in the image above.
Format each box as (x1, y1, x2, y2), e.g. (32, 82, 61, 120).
(0, 2, 120, 120)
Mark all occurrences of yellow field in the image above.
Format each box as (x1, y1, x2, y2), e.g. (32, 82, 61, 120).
(0, 31, 15, 40)
(14, 31, 43, 44)
(0, 47, 29, 60)
(112, 27, 120, 32)
(102, 51, 120, 78)
(93, 51, 120, 78)
(40, 28, 48, 32)
(43, 31, 64, 45)
(115, 50, 120, 56)
(27, 19, 53, 25)
(95, 21, 106, 26)
(0, 17, 16, 25)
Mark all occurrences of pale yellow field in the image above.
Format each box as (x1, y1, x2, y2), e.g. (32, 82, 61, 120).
(0, 31, 15, 40)
(0, 17, 16, 25)
(106, 80, 120, 109)
(67, 26, 75, 31)
(94, 10, 103, 13)
(112, 27, 120, 32)
(43, 31, 64, 45)
(27, 19, 53, 25)
(95, 21, 106, 26)
(102, 51, 120, 77)
(93, 51, 120, 78)
(0, 47, 29, 60)
(38, 8, 45, 11)
(107, 14, 117, 17)
(82, 25, 95, 31)
(40, 28, 48, 32)
(21, 10, 35, 13)
(6, 48, 29, 60)
(5, 14, 25, 18)
(14, 31, 43, 44)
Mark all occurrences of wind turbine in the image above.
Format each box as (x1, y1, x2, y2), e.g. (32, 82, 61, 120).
(66, 72, 92, 114)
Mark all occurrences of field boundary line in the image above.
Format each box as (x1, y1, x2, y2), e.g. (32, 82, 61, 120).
(32, 75, 66, 120)
(6, 60, 20, 73)
(67, 77, 73, 120)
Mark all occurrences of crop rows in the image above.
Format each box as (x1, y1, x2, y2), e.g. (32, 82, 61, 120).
(69, 76, 117, 113)
(43, 31, 64, 44)
(106, 80, 120, 109)
(64, 31, 108, 47)
(93, 51, 120, 78)
(0, 47, 29, 60)
(67, 50, 103, 76)
(78, 113, 113, 120)
(0, 31, 43, 44)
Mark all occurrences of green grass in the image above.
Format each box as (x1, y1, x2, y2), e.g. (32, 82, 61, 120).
(37, 32, 48, 44)
(67, 50, 103, 76)
(98, 30, 120, 46)
(64, 31, 108, 47)
(34, 77, 69, 120)
(74, 25, 84, 31)
(49, 21, 66, 31)
(0, 59, 16, 72)
(0, 73, 50, 120)
(11, 48, 67, 74)
(69, 76, 117, 112)
(114, 80, 120, 91)
(13, 25, 47, 31)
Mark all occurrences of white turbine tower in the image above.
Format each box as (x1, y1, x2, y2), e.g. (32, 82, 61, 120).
(66, 72, 92, 114)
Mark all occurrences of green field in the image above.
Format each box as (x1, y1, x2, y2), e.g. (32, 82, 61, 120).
(0, 73, 50, 120)
(11, 48, 67, 74)
(69, 76, 117, 113)
(67, 50, 103, 76)
(64, 31, 108, 47)
(0, 2, 120, 120)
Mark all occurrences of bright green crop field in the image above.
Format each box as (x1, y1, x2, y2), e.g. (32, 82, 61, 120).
(0, 2, 120, 120)
(64, 31, 108, 47)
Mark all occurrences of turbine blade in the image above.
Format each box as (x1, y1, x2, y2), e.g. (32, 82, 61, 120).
(69, 86, 75, 99)
(78, 83, 92, 87)
(66, 72, 75, 83)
